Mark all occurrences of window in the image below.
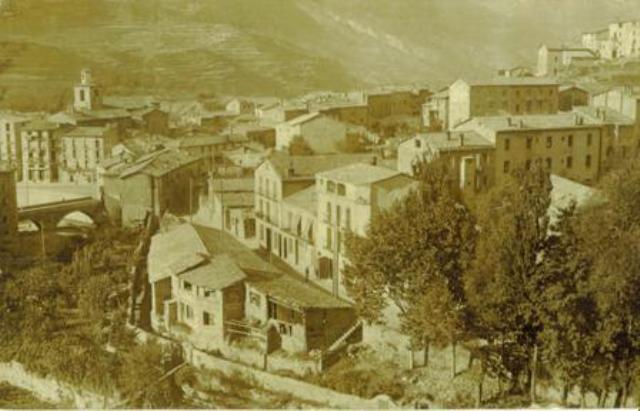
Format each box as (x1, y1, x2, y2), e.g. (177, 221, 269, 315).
(526, 136, 533, 149)
(415, 139, 421, 148)
(568, 134, 573, 147)
(326, 202, 332, 222)
(566, 156, 573, 169)
(326, 227, 333, 249)
(515, 104, 521, 113)
(203, 311, 212, 325)
(337, 183, 346, 196)
(79, 89, 86, 102)
(503, 161, 510, 173)
(184, 304, 194, 320)
(504, 138, 510, 151)
(250, 291, 261, 306)
(204, 289, 213, 298)
(546, 136, 552, 148)
(525, 159, 532, 170)
(586, 155, 592, 168)
(587, 133, 592, 146)
(183, 281, 192, 292)
(327, 180, 336, 193)
(279, 323, 293, 336)
(546, 158, 552, 169)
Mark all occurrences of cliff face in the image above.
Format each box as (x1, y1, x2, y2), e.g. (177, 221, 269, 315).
(0, 0, 637, 110)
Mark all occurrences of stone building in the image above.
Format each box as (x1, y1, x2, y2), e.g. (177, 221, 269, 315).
(275, 112, 351, 154)
(559, 85, 590, 111)
(448, 77, 560, 129)
(101, 148, 205, 226)
(148, 222, 357, 354)
(455, 113, 611, 187)
(0, 162, 17, 238)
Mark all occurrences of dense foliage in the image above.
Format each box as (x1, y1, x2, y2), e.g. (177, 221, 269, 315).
(344, 158, 640, 406)
(0, 226, 184, 407)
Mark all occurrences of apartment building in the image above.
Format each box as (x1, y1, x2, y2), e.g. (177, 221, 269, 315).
(397, 130, 495, 197)
(254, 153, 384, 286)
(0, 162, 17, 238)
(448, 77, 560, 129)
(536, 45, 597, 77)
(367, 86, 432, 120)
(454, 113, 607, 187)
(315, 163, 419, 297)
(20, 120, 61, 183)
(0, 112, 32, 181)
(59, 126, 120, 184)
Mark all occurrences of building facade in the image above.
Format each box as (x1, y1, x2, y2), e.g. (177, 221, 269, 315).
(448, 78, 560, 129)
(397, 130, 495, 197)
(59, 126, 119, 184)
(275, 113, 349, 154)
(536, 45, 597, 77)
(0, 112, 30, 181)
(20, 120, 61, 183)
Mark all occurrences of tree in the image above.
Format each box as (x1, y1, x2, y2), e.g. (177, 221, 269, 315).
(464, 164, 551, 400)
(288, 135, 313, 155)
(343, 159, 476, 372)
(537, 203, 601, 406)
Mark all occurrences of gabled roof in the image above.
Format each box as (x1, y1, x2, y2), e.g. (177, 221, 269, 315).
(409, 131, 494, 152)
(148, 223, 209, 282)
(102, 95, 157, 110)
(317, 163, 403, 186)
(118, 148, 202, 179)
(180, 254, 247, 290)
(264, 152, 380, 179)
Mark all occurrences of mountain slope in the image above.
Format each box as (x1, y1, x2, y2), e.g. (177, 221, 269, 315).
(1, 0, 639, 110)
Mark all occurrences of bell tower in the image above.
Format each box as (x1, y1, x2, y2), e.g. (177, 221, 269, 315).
(73, 68, 102, 111)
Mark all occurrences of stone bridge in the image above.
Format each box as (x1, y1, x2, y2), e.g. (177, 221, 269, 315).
(18, 197, 106, 231)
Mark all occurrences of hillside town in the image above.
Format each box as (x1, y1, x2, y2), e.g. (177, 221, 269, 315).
(3, 15, 640, 410)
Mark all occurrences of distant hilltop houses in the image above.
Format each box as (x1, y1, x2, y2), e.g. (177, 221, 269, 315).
(495, 19, 640, 79)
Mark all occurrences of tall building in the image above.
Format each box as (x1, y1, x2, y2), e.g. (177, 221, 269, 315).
(0, 162, 17, 238)
(20, 120, 61, 183)
(73, 68, 102, 111)
(448, 77, 560, 129)
(582, 20, 640, 60)
(59, 125, 120, 184)
(0, 112, 31, 181)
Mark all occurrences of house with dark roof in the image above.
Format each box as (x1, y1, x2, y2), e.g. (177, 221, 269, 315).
(148, 222, 357, 353)
(59, 125, 120, 184)
(101, 148, 205, 226)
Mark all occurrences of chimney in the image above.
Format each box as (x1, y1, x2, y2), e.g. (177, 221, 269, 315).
(371, 156, 378, 166)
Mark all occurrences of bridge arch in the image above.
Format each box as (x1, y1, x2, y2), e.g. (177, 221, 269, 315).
(18, 219, 42, 232)
(56, 210, 97, 228)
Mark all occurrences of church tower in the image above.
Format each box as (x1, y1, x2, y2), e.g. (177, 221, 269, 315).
(73, 68, 102, 111)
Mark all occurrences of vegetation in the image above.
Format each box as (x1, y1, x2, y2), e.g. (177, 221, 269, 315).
(0, 225, 185, 407)
(338, 132, 368, 153)
(344, 158, 640, 407)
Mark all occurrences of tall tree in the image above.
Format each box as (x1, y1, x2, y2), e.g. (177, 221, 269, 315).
(464, 164, 551, 400)
(537, 203, 601, 406)
(343, 159, 476, 372)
